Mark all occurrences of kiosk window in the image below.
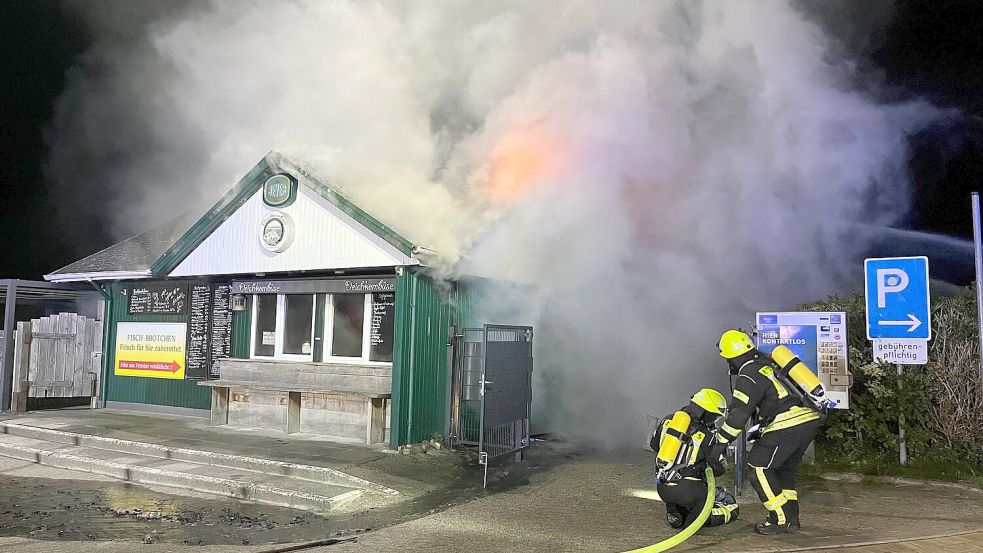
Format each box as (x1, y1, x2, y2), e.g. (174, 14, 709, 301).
(330, 294, 365, 358)
(323, 293, 394, 363)
(250, 294, 315, 360)
(283, 295, 315, 355)
(253, 294, 276, 357)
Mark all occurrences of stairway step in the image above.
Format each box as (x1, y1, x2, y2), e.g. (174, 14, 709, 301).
(0, 434, 362, 512)
(0, 422, 397, 495)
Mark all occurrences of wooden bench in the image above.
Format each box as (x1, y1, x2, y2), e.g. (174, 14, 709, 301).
(198, 359, 392, 444)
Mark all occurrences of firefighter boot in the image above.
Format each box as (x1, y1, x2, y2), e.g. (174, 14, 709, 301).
(666, 505, 685, 529)
(785, 499, 801, 529)
(783, 490, 801, 528)
(754, 509, 792, 535)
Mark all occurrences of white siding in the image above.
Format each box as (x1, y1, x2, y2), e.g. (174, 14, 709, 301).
(170, 186, 416, 277)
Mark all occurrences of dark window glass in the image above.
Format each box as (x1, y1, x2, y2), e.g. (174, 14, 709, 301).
(253, 294, 276, 357)
(331, 294, 365, 357)
(369, 292, 395, 362)
(283, 295, 314, 355)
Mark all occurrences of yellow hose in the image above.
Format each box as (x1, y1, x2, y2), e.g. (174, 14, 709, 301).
(622, 467, 716, 553)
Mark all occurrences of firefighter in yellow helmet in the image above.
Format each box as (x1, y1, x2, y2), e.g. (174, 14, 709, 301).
(707, 330, 824, 535)
(651, 388, 740, 529)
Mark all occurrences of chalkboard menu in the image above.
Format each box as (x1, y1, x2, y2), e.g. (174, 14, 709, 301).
(369, 292, 395, 362)
(185, 284, 210, 379)
(210, 285, 233, 378)
(128, 284, 188, 315)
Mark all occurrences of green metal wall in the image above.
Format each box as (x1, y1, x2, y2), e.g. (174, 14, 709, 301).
(102, 281, 211, 410)
(390, 268, 451, 446)
(454, 276, 531, 330)
(231, 295, 252, 359)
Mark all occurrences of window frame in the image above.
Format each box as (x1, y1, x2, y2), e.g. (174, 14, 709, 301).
(249, 294, 316, 362)
(323, 293, 391, 365)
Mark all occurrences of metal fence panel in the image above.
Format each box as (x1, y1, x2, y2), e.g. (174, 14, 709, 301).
(451, 329, 484, 446)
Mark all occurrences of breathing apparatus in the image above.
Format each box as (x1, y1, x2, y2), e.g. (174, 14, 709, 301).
(654, 389, 726, 482)
(770, 345, 836, 412)
(655, 411, 692, 482)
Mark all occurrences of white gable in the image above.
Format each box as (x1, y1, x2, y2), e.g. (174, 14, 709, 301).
(169, 185, 417, 277)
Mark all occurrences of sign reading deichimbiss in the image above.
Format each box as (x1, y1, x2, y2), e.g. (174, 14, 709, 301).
(231, 278, 395, 295)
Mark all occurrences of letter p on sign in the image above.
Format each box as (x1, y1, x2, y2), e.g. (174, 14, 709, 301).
(876, 268, 909, 308)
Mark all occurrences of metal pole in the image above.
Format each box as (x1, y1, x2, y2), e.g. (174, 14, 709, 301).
(972, 192, 983, 383)
(897, 363, 907, 465)
(1, 282, 18, 411)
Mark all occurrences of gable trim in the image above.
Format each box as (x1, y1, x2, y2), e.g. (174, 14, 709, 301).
(151, 151, 417, 277)
(151, 155, 275, 277)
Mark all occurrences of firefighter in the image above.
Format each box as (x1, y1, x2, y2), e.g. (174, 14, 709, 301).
(708, 330, 824, 535)
(652, 388, 740, 529)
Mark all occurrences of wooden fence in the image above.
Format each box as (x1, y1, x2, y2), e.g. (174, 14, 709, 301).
(10, 313, 103, 412)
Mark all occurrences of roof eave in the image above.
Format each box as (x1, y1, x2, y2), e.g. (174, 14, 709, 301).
(44, 270, 152, 283)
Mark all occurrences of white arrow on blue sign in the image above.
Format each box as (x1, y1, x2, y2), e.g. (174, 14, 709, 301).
(864, 256, 931, 340)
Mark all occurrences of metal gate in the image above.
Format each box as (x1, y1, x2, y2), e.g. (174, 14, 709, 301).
(450, 324, 533, 486)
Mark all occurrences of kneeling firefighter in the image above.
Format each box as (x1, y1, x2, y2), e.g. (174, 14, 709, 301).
(708, 330, 833, 535)
(651, 388, 740, 529)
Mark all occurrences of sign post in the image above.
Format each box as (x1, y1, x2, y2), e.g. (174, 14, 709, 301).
(864, 256, 931, 466)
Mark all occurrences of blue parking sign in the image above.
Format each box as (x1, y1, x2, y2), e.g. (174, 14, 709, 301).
(864, 256, 931, 340)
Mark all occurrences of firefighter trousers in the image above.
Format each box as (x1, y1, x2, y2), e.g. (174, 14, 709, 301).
(747, 419, 822, 526)
(658, 477, 740, 528)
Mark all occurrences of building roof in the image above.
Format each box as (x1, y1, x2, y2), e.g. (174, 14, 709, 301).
(0, 279, 98, 304)
(45, 213, 198, 282)
(44, 151, 420, 282)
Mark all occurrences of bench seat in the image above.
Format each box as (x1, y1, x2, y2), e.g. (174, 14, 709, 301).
(198, 359, 393, 444)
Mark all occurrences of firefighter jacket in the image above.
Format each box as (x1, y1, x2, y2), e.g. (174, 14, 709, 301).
(716, 353, 822, 444)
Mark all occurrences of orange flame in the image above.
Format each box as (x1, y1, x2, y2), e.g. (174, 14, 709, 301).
(486, 128, 563, 203)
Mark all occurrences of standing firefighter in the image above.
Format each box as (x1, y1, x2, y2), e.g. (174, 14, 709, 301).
(709, 330, 830, 535)
(652, 388, 740, 530)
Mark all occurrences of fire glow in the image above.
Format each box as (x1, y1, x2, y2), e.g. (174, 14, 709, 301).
(485, 128, 566, 203)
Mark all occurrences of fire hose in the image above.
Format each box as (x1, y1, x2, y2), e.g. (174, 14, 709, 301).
(621, 467, 715, 553)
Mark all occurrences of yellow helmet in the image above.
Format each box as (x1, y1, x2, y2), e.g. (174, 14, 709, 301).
(690, 388, 727, 416)
(718, 329, 754, 359)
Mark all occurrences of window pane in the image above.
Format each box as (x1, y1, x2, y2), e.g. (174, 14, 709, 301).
(283, 295, 314, 355)
(253, 294, 276, 357)
(369, 292, 395, 362)
(331, 294, 364, 358)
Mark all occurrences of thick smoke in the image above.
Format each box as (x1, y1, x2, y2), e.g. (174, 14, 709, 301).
(49, 1, 937, 445)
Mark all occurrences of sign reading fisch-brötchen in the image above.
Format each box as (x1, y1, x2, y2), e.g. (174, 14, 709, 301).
(115, 322, 187, 379)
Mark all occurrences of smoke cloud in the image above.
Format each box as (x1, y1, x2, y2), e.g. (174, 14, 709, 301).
(48, 1, 938, 445)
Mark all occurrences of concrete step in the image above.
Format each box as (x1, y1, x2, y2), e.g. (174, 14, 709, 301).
(0, 421, 397, 495)
(0, 425, 400, 512)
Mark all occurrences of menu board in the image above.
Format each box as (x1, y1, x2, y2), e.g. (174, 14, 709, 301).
(209, 285, 233, 378)
(369, 292, 395, 362)
(185, 284, 211, 379)
(127, 284, 188, 315)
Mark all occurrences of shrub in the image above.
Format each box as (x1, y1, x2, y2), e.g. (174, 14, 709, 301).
(803, 287, 983, 469)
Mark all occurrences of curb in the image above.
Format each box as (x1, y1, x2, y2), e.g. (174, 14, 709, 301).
(0, 421, 398, 495)
(867, 475, 983, 494)
(726, 528, 983, 553)
(0, 440, 362, 512)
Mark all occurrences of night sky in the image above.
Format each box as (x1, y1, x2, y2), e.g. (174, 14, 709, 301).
(2, 1, 983, 281)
